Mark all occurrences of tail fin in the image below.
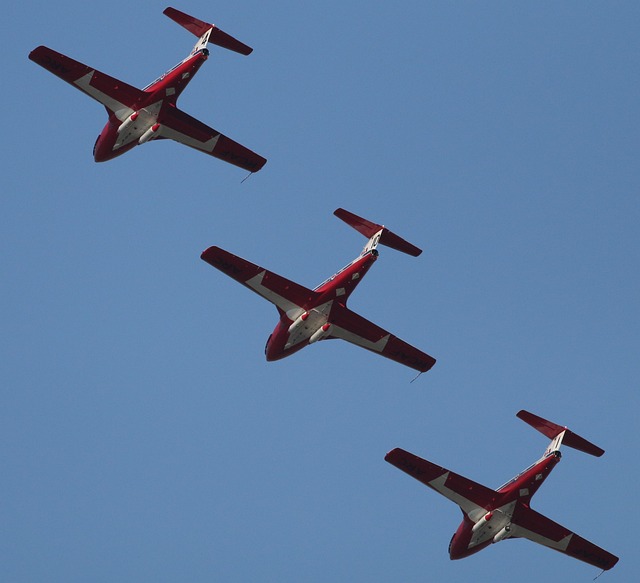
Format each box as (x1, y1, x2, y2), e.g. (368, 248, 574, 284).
(163, 7, 254, 56)
(517, 410, 605, 457)
(333, 208, 422, 257)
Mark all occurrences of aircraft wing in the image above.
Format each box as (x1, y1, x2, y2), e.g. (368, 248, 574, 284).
(329, 308, 436, 372)
(201, 246, 318, 315)
(29, 46, 146, 113)
(385, 448, 499, 516)
(160, 107, 267, 172)
(512, 505, 619, 570)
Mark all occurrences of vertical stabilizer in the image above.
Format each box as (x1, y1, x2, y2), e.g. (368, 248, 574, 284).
(191, 28, 212, 56)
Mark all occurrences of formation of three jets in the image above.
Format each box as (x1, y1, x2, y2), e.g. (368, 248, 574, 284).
(29, 7, 618, 572)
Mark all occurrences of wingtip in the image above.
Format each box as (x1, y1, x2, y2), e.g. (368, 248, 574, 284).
(384, 448, 402, 463)
(28, 45, 46, 61)
(200, 245, 217, 261)
(418, 355, 436, 373)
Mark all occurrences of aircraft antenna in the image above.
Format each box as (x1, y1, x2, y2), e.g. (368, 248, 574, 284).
(410, 371, 423, 383)
(241, 171, 253, 183)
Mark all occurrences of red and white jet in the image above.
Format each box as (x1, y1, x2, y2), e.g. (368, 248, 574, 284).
(29, 7, 266, 171)
(385, 410, 618, 570)
(201, 209, 436, 372)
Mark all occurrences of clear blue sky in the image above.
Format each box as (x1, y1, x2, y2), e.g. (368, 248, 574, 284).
(2, 2, 638, 581)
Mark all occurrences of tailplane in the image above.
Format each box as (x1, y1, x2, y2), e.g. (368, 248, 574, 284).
(333, 208, 422, 257)
(163, 7, 254, 56)
(517, 410, 605, 457)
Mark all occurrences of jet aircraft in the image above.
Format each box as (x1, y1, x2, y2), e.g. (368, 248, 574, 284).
(385, 410, 618, 570)
(201, 208, 436, 372)
(29, 7, 266, 171)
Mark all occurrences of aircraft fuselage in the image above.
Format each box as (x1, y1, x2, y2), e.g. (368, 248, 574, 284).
(265, 250, 378, 361)
(93, 50, 208, 162)
(448, 452, 561, 559)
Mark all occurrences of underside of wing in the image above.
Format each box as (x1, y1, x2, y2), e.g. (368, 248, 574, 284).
(29, 46, 146, 113)
(328, 309, 436, 372)
(201, 246, 318, 314)
(160, 107, 266, 172)
(385, 448, 499, 515)
(512, 506, 618, 570)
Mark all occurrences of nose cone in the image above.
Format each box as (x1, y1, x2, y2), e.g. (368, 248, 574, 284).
(93, 120, 134, 162)
(93, 140, 111, 162)
(93, 122, 114, 162)
(265, 330, 289, 362)
(448, 520, 480, 560)
(448, 533, 468, 560)
(264, 320, 304, 362)
(264, 334, 279, 361)
(265, 343, 282, 362)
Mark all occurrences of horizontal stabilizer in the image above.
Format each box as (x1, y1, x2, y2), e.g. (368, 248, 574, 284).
(517, 410, 604, 457)
(164, 7, 253, 55)
(333, 208, 422, 257)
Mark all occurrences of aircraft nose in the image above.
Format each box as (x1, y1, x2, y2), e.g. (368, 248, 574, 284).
(448, 533, 462, 560)
(265, 338, 284, 362)
(448, 522, 473, 560)
(93, 148, 108, 163)
(264, 335, 273, 358)
(448, 539, 469, 560)
(93, 120, 126, 162)
(93, 129, 113, 162)
(93, 135, 104, 161)
(264, 322, 291, 362)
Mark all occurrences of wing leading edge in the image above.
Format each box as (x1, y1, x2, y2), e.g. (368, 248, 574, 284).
(29, 46, 145, 114)
(330, 310, 436, 373)
(160, 107, 266, 172)
(200, 246, 318, 315)
(512, 506, 618, 570)
(385, 448, 498, 514)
